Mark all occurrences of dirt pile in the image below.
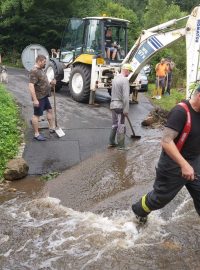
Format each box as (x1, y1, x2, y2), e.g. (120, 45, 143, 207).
(142, 107, 169, 128)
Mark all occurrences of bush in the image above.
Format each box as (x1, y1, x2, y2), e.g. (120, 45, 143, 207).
(0, 85, 21, 180)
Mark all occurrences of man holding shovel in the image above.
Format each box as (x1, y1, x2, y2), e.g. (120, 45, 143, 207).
(153, 58, 168, 99)
(29, 54, 56, 141)
(108, 63, 132, 150)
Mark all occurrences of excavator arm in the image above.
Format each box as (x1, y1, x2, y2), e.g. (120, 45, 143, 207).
(123, 5, 200, 98)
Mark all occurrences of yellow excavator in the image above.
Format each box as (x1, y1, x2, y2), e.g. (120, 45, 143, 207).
(38, 6, 200, 104)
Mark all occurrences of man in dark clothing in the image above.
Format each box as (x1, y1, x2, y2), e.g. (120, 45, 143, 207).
(29, 54, 56, 141)
(165, 57, 175, 95)
(132, 85, 200, 223)
(105, 28, 117, 61)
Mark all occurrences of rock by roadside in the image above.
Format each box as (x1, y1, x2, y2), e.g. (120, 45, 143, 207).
(3, 158, 29, 181)
(141, 107, 169, 128)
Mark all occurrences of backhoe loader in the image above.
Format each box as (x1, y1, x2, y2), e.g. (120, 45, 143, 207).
(45, 6, 200, 103)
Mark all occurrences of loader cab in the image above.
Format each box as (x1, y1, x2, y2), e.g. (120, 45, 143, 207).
(60, 17, 129, 64)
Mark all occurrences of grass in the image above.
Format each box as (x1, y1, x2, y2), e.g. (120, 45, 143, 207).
(146, 83, 186, 111)
(0, 84, 22, 181)
(40, 171, 61, 181)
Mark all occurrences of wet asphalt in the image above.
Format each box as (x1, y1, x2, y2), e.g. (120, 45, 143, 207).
(6, 67, 154, 175)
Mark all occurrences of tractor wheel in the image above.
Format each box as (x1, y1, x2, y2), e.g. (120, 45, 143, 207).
(69, 64, 91, 103)
(46, 59, 64, 91)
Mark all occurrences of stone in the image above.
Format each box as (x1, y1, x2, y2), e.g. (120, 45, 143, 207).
(141, 116, 155, 126)
(3, 158, 29, 181)
(7, 188, 17, 192)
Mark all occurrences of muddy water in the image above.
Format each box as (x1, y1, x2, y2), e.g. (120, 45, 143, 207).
(1, 135, 200, 270)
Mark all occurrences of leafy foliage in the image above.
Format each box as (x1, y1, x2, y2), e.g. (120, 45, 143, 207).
(0, 85, 21, 179)
(171, 0, 200, 12)
(40, 171, 60, 181)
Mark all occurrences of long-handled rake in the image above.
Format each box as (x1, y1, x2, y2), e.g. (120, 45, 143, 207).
(126, 115, 141, 139)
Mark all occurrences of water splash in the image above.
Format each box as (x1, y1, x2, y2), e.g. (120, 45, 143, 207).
(0, 196, 167, 269)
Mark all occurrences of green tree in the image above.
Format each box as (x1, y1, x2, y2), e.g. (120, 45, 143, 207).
(111, 0, 149, 26)
(168, 0, 200, 12)
(0, 0, 139, 60)
(143, 0, 168, 28)
(0, 0, 73, 59)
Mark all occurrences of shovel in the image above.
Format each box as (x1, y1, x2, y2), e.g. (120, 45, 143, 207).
(126, 115, 141, 139)
(53, 85, 65, 137)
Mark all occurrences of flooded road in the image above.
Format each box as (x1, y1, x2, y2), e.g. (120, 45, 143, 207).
(1, 134, 200, 270)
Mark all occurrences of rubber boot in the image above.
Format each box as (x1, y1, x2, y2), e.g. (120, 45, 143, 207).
(108, 129, 117, 148)
(132, 204, 148, 224)
(117, 133, 125, 150)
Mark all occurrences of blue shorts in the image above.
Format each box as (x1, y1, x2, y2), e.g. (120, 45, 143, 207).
(34, 96, 52, 117)
(106, 47, 116, 52)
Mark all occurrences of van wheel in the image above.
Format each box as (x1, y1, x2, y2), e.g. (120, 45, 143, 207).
(69, 64, 91, 102)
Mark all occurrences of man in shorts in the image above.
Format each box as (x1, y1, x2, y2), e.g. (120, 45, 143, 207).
(29, 54, 56, 141)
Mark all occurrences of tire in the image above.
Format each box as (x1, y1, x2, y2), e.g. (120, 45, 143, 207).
(69, 64, 91, 103)
(140, 84, 148, 92)
(45, 59, 64, 91)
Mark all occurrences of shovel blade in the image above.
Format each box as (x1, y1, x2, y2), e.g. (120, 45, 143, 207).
(55, 128, 65, 137)
(130, 135, 141, 139)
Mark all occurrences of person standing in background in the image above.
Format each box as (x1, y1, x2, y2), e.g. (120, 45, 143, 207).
(155, 58, 168, 95)
(165, 57, 175, 95)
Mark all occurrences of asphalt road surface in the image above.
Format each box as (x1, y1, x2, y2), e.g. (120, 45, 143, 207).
(6, 67, 154, 175)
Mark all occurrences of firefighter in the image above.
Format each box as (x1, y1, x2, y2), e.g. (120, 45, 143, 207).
(108, 63, 133, 150)
(132, 85, 200, 223)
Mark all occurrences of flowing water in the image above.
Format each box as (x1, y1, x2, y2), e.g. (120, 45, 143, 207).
(1, 134, 200, 270)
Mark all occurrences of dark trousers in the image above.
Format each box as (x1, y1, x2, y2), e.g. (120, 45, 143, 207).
(166, 72, 172, 94)
(132, 152, 200, 217)
(111, 109, 125, 134)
